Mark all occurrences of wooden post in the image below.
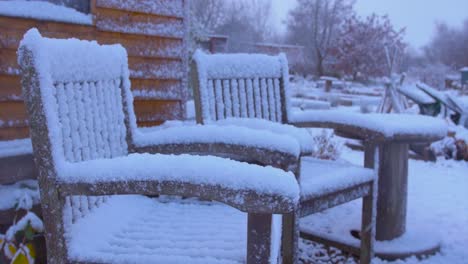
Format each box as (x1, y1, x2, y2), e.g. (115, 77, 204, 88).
(247, 213, 272, 264)
(376, 143, 408, 240)
(325, 79, 332, 92)
(281, 212, 299, 264)
(360, 185, 374, 264)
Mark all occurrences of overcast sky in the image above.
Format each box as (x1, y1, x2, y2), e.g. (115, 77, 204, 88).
(271, 0, 468, 49)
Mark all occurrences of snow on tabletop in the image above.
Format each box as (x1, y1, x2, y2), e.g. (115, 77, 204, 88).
(68, 195, 282, 264)
(193, 50, 283, 79)
(300, 157, 373, 198)
(58, 153, 299, 200)
(19, 28, 126, 82)
(206, 117, 314, 153)
(134, 123, 301, 157)
(0, 138, 32, 158)
(0, 1, 92, 25)
(301, 148, 468, 264)
(290, 110, 448, 138)
(0, 180, 39, 211)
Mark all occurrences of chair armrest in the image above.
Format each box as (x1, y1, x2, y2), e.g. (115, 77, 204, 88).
(55, 153, 300, 214)
(57, 179, 296, 214)
(130, 124, 301, 170)
(289, 110, 447, 143)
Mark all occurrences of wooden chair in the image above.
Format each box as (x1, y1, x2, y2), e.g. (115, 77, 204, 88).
(191, 51, 377, 264)
(19, 29, 301, 264)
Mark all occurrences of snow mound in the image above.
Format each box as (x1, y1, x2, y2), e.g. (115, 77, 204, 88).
(291, 111, 448, 138)
(0, 1, 92, 25)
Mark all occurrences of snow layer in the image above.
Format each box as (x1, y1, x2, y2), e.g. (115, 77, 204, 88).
(193, 50, 291, 123)
(19, 29, 137, 165)
(300, 157, 374, 198)
(290, 110, 448, 138)
(0, 1, 92, 25)
(207, 118, 314, 154)
(398, 85, 436, 105)
(19, 29, 126, 82)
(5, 212, 43, 241)
(68, 195, 281, 264)
(59, 153, 299, 200)
(300, 148, 468, 264)
(0, 138, 32, 158)
(134, 123, 301, 157)
(193, 50, 283, 79)
(0, 180, 39, 210)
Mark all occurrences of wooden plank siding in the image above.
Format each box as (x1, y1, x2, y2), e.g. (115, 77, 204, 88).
(0, 0, 189, 140)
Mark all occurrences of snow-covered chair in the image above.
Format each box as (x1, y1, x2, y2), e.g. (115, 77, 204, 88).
(191, 51, 377, 264)
(18, 29, 300, 264)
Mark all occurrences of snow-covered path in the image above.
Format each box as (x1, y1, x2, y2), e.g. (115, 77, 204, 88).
(300, 149, 468, 263)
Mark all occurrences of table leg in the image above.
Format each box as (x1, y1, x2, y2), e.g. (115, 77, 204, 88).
(365, 142, 408, 241)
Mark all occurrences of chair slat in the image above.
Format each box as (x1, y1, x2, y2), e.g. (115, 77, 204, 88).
(206, 80, 216, 120)
(246, 79, 256, 118)
(82, 82, 97, 160)
(274, 78, 282, 122)
(79, 196, 89, 218)
(222, 80, 232, 118)
(89, 82, 105, 158)
(75, 83, 91, 161)
(238, 79, 248, 118)
(214, 80, 225, 119)
(56, 83, 74, 161)
(114, 79, 128, 154)
(65, 82, 83, 161)
(70, 196, 81, 223)
(103, 80, 117, 157)
(260, 78, 270, 120)
(267, 79, 276, 122)
(253, 78, 262, 119)
(231, 79, 240, 117)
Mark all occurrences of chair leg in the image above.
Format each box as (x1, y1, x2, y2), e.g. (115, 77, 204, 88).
(247, 213, 272, 264)
(281, 211, 299, 264)
(360, 189, 375, 264)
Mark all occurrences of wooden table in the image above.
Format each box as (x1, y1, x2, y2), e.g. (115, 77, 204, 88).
(291, 112, 447, 259)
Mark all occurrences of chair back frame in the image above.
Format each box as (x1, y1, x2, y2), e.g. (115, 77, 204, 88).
(191, 51, 291, 125)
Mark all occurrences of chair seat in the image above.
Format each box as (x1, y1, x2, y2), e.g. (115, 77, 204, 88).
(300, 157, 374, 200)
(67, 195, 281, 264)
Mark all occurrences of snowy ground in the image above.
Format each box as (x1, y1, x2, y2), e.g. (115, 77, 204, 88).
(300, 147, 468, 264)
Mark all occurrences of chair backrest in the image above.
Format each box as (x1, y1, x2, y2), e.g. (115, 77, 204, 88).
(191, 50, 291, 124)
(19, 29, 138, 224)
(19, 29, 137, 168)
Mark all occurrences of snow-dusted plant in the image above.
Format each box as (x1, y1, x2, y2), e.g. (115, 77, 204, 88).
(309, 129, 342, 160)
(0, 194, 43, 264)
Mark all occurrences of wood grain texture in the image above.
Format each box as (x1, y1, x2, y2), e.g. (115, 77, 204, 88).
(375, 143, 408, 240)
(95, 7, 184, 38)
(0, 101, 28, 124)
(96, 0, 184, 18)
(131, 78, 183, 100)
(133, 99, 183, 122)
(0, 2, 188, 141)
(0, 126, 29, 140)
(0, 74, 21, 100)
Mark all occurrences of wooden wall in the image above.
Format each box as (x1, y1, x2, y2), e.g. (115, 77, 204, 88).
(0, 0, 189, 140)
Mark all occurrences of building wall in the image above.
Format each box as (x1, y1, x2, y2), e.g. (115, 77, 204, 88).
(0, 0, 189, 140)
